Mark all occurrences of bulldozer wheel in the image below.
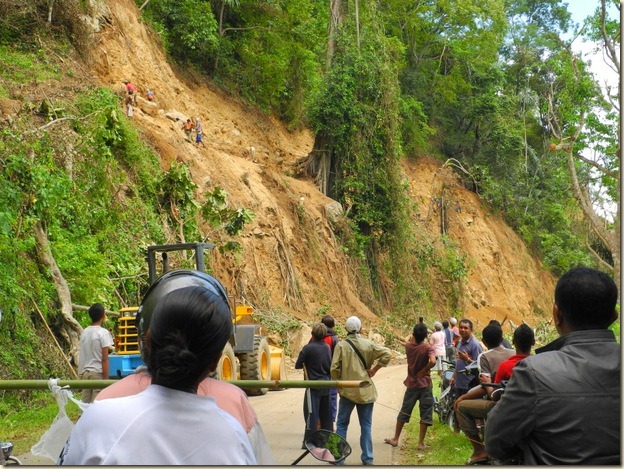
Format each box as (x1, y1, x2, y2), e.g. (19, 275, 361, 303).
(239, 336, 271, 396)
(216, 342, 237, 381)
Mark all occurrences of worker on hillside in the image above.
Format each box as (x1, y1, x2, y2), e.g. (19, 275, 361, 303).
(122, 80, 138, 104)
(194, 117, 206, 147)
(182, 118, 194, 142)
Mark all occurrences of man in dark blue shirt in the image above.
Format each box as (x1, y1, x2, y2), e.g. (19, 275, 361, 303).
(296, 322, 333, 446)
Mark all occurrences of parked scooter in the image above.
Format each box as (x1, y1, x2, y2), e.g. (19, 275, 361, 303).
(433, 360, 480, 431)
(433, 360, 457, 428)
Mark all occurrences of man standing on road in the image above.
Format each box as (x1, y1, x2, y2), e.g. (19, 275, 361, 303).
(384, 323, 436, 450)
(429, 322, 446, 378)
(321, 314, 340, 423)
(442, 320, 456, 363)
(331, 316, 391, 465)
(78, 303, 114, 403)
(485, 267, 620, 464)
(296, 322, 333, 447)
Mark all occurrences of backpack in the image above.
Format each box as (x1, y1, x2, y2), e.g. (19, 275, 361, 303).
(323, 334, 339, 352)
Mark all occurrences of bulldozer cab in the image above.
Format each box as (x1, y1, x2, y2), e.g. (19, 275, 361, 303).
(146, 242, 215, 284)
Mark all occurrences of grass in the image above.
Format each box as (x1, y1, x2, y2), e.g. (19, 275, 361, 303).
(396, 375, 474, 465)
(0, 46, 63, 84)
(1, 390, 82, 456)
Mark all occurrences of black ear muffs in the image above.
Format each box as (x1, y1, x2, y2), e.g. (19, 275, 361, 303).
(137, 270, 230, 362)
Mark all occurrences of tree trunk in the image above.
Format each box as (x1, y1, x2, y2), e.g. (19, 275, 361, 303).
(326, 0, 344, 70)
(33, 221, 82, 365)
(565, 146, 620, 287)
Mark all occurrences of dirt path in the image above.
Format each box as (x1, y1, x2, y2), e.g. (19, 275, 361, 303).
(250, 364, 406, 465)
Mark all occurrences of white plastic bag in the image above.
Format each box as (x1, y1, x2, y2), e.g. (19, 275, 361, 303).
(30, 378, 89, 462)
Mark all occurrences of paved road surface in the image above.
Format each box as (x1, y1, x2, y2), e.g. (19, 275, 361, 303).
(18, 364, 407, 465)
(249, 364, 406, 465)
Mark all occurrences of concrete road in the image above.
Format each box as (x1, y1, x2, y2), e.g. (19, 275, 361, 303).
(18, 364, 407, 465)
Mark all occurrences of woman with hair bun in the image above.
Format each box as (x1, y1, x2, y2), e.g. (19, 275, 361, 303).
(58, 274, 257, 465)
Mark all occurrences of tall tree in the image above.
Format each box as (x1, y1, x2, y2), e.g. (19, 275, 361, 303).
(548, 0, 620, 286)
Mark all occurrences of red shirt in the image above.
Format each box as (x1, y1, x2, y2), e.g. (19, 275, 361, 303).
(494, 354, 530, 382)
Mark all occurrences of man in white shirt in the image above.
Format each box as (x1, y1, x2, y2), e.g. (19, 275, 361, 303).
(78, 303, 114, 403)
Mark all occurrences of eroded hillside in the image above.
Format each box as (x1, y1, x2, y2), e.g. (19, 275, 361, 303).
(86, 0, 555, 334)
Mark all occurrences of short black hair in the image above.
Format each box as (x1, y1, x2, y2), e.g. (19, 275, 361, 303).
(489, 319, 501, 327)
(459, 319, 473, 330)
(321, 315, 335, 329)
(442, 320, 449, 328)
(413, 323, 428, 343)
(512, 324, 534, 353)
(88, 303, 105, 323)
(481, 324, 503, 349)
(555, 267, 618, 330)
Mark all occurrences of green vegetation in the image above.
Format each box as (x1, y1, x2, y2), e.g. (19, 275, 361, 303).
(0, 0, 619, 457)
(1, 391, 82, 456)
(135, 0, 618, 314)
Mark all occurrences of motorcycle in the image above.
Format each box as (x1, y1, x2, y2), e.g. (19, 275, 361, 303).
(433, 360, 457, 428)
(433, 360, 480, 431)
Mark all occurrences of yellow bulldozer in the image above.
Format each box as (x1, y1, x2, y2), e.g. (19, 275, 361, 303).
(109, 242, 286, 395)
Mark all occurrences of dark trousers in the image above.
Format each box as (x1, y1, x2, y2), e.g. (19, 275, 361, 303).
(303, 388, 333, 442)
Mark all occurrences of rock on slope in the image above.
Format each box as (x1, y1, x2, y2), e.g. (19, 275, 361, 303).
(87, 0, 555, 333)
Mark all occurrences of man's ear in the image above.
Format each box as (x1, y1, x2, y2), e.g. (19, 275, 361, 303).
(609, 309, 619, 326)
(553, 304, 564, 330)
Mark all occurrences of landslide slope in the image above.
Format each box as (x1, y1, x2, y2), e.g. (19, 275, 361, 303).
(88, 0, 555, 333)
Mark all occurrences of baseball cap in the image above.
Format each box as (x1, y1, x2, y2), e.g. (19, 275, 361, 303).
(345, 316, 362, 333)
(450, 317, 457, 325)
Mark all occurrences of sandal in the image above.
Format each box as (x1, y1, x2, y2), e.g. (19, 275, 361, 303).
(383, 438, 398, 448)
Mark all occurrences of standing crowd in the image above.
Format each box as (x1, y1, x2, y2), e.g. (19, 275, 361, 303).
(63, 266, 619, 465)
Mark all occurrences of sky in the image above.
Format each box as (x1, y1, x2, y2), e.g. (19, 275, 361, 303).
(565, 1, 619, 90)
(563, 1, 619, 221)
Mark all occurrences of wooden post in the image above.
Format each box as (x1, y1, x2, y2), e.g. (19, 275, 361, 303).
(32, 300, 80, 379)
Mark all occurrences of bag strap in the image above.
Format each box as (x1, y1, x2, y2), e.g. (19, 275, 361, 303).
(345, 339, 368, 371)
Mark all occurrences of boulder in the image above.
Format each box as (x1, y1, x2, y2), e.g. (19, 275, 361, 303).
(325, 201, 344, 225)
(288, 323, 311, 360)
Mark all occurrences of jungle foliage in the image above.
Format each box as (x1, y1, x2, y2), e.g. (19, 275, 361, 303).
(137, 0, 619, 299)
(0, 0, 619, 379)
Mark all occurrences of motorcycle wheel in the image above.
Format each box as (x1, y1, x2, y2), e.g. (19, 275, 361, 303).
(446, 410, 459, 432)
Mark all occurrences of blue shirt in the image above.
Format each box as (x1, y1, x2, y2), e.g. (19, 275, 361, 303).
(455, 334, 482, 389)
(443, 327, 453, 346)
